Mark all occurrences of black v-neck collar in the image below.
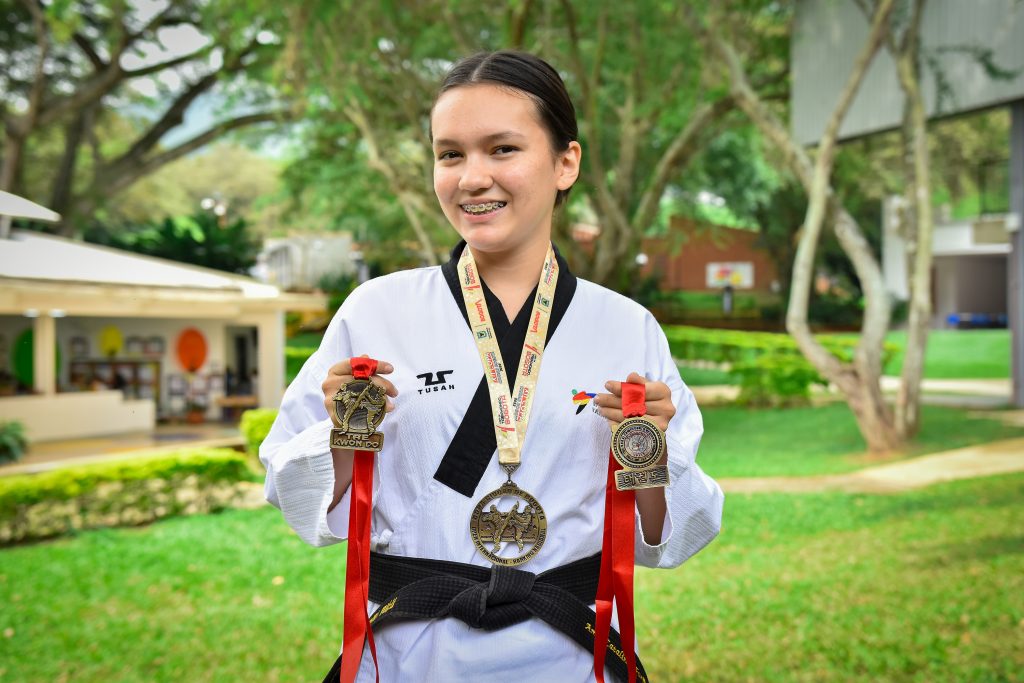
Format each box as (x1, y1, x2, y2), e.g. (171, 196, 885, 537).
(441, 239, 577, 348)
(435, 240, 578, 496)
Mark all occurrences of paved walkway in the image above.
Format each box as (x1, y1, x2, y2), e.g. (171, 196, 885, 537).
(720, 434, 1024, 494)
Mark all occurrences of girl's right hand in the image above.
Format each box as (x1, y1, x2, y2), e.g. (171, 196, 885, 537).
(321, 355, 399, 421)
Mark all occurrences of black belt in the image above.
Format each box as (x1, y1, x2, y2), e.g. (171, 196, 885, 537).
(322, 552, 649, 683)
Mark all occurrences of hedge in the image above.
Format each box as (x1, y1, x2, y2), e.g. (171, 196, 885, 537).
(0, 448, 252, 545)
(664, 326, 901, 407)
(240, 408, 279, 455)
(286, 346, 317, 383)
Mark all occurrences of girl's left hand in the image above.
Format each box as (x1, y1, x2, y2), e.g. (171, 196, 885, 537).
(593, 371, 675, 432)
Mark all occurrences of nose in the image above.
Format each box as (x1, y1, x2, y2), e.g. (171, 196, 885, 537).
(458, 154, 493, 192)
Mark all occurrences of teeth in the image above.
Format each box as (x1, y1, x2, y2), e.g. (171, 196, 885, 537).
(462, 201, 506, 214)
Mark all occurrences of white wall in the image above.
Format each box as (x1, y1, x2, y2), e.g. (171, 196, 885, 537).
(55, 317, 227, 419)
(2, 391, 155, 442)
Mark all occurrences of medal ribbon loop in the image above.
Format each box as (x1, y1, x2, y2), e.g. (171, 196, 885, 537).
(456, 244, 559, 472)
(340, 355, 382, 683)
(595, 381, 645, 683)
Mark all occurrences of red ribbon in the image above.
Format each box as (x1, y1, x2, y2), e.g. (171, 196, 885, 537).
(594, 381, 645, 683)
(340, 356, 380, 683)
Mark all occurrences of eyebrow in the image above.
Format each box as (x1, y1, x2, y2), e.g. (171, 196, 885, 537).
(432, 131, 527, 148)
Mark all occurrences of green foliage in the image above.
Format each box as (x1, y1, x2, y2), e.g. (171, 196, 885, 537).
(84, 211, 261, 275)
(663, 325, 899, 405)
(0, 448, 252, 544)
(662, 325, 900, 366)
(285, 347, 317, 384)
(318, 271, 358, 314)
(0, 421, 28, 464)
(239, 408, 279, 455)
(730, 354, 829, 406)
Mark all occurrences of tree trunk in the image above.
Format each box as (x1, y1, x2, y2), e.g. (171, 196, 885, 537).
(50, 103, 97, 227)
(893, 24, 934, 439)
(699, 0, 903, 452)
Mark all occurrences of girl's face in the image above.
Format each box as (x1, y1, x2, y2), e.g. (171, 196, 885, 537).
(431, 84, 581, 257)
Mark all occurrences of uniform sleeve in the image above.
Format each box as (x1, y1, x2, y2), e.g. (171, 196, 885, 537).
(259, 299, 358, 547)
(634, 312, 724, 568)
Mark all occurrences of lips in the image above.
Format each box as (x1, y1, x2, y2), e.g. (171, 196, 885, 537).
(460, 201, 507, 215)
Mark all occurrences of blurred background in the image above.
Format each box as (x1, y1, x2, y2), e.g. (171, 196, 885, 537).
(0, 0, 1021, 681)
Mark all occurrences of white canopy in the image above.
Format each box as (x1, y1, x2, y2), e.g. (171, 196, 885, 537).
(0, 191, 61, 222)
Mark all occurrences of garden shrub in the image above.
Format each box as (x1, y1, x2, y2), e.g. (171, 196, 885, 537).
(663, 325, 900, 406)
(730, 354, 829, 407)
(0, 448, 252, 545)
(286, 346, 317, 383)
(240, 408, 278, 455)
(0, 421, 28, 464)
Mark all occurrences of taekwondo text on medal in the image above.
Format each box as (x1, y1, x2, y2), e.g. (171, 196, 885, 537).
(331, 377, 386, 451)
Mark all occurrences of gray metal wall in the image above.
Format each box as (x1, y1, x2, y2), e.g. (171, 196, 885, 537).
(792, 0, 1024, 145)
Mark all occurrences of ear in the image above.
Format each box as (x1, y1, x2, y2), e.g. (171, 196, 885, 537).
(555, 140, 582, 191)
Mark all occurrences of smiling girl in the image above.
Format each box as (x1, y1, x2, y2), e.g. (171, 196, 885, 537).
(261, 51, 723, 683)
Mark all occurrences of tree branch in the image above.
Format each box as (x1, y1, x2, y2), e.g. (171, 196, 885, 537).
(72, 32, 106, 71)
(101, 110, 288, 196)
(632, 95, 735, 233)
(124, 44, 215, 79)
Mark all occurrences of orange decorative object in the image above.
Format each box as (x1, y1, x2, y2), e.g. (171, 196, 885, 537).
(176, 328, 208, 372)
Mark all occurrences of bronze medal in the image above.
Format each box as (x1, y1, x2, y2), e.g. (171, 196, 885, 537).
(611, 416, 665, 470)
(331, 378, 386, 451)
(469, 481, 547, 566)
(611, 415, 669, 491)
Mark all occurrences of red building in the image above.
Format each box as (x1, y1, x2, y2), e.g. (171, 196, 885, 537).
(641, 217, 779, 292)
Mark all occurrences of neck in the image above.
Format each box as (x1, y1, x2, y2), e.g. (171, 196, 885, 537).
(470, 239, 550, 320)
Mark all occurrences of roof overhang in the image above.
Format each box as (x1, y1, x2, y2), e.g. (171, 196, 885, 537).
(0, 277, 326, 318)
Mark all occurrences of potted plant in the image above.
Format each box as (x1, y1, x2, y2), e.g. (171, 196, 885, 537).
(184, 400, 207, 424)
(0, 420, 28, 464)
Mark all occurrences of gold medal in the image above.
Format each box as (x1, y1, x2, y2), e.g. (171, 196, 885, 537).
(331, 377, 386, 451)
(469, 480, 547, 566)
(611, 415, 669, 491)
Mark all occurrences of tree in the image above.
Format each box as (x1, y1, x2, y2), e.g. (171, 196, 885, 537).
(0, 0, 290, 236)
(85, 210, 261, 275)
(281, 0, 789, 284)
(693, 0, 906, 451)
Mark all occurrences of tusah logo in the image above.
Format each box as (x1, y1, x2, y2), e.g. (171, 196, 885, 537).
(417, 370, 455, 394)
(571, 389, 597, 415)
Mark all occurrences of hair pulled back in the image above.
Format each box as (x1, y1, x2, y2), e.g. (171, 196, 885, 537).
(436, 50, 579, 206)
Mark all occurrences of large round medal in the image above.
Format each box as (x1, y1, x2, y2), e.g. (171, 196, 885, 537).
(611, 415, 666, 470)
(469, 482, 547, 566)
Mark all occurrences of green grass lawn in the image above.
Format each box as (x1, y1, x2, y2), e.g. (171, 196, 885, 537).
(699, 403, 1024, 479)
(2, 475, 1021, 682)
(881, 329, 1009, 379)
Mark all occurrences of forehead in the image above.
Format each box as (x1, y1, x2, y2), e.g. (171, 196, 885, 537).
(431, 84, 543, 144)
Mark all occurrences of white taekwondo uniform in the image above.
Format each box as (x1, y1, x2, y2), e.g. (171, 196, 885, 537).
(260, 243, 724, 682)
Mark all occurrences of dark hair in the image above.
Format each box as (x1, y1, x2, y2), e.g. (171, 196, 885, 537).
(435, 50, 579, 206)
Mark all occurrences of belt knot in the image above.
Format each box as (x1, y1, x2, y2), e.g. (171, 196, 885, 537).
(449, 564, 536, 630)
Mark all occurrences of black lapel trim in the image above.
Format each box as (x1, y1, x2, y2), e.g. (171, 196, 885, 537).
(435, 240, 577, 497)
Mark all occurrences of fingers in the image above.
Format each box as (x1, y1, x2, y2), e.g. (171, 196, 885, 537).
(322, 356, 399, 416)
(594, 372, 675, 431)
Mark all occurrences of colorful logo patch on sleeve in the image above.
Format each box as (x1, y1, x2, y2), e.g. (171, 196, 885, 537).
(571, 389, 597, 415)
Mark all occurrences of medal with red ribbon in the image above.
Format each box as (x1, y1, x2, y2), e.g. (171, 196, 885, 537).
(595, 381, 668, 683)
(332, 356, 386, 683)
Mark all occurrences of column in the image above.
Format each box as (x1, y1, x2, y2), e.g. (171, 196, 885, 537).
(256, 311, 285, 409)
(33, 313, 56, 395)
(1010, 101, 1024, 407)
